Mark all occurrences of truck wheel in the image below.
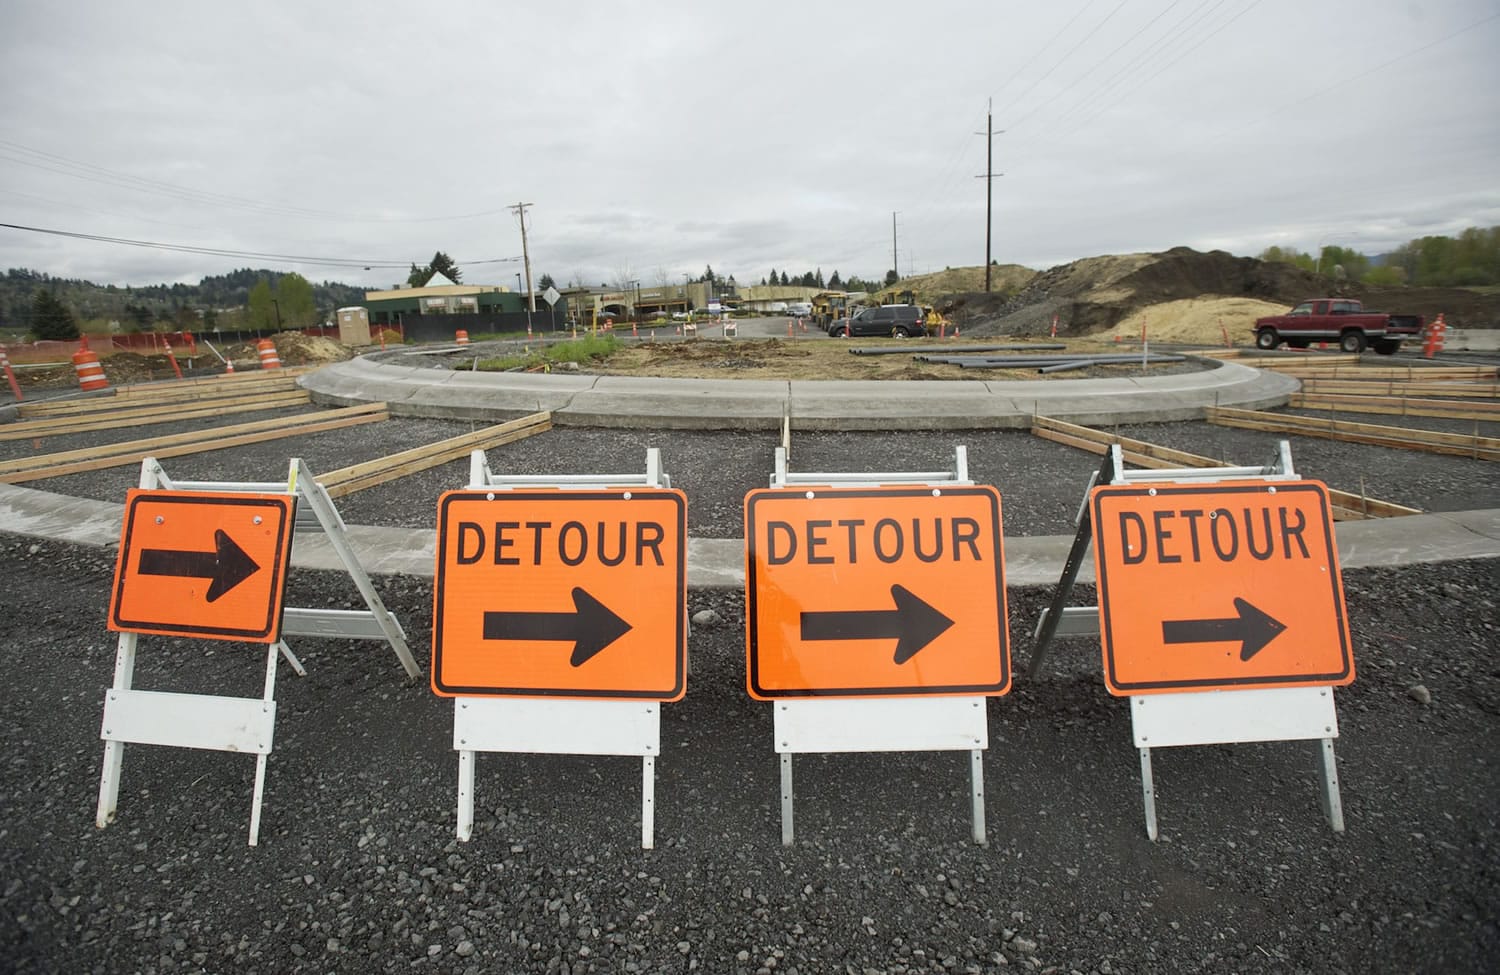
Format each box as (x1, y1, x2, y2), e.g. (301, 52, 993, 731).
(1339, 331, 1367, 354)
(1255, 328, 1280, 350)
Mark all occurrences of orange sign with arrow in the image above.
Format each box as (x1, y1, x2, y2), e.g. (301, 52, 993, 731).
(108, 490, 296, 642)
(1090, 480, 1354, 695)
(745, 486, 1009, 699)
(432, 489, 687, 700)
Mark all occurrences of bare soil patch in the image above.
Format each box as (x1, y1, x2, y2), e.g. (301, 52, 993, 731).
(587, 337, 1202, 381)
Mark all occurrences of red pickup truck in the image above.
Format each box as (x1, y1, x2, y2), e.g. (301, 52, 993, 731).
(1253, 298, 1423, 355)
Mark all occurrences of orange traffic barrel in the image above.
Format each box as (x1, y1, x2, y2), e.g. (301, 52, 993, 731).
(72, 343, 109, 391)
(455, 330, 470, 345)
(257, 338, 283, 369)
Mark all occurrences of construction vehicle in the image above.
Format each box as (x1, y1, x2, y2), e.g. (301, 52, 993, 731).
(811, 291, 850, 332)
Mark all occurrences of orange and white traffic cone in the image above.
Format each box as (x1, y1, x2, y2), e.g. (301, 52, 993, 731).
(1, 347, 22, 401)
(162, 340, 184, 379)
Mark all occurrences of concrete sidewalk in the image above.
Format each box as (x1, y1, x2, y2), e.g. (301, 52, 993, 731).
(299, 353, 1299, 429)
(4, 482, 1496, 589)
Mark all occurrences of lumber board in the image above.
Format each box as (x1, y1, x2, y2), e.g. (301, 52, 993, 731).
(1254, 354, 1362, 369)
(1031, 415, 1420, 518)
(1263, 365, 1499, 381)
(0, 403, 387, 475)
(317, 412, 554, 498)
(2, 410, 387, 484)
(1289, 392, 1500, 422)
(1297, 379, 1500, 399)
(1206, 407, 1500, 462)
(16, 374, 305, 417)
(0, 391, 311, 440)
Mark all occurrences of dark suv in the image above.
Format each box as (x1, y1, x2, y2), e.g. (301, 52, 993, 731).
(829, 304, 926, 338)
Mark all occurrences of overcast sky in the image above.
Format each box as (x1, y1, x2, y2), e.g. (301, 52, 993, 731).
(2, 0, 1497, 292)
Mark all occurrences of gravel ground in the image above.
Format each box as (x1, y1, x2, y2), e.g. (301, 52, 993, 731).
(0, 536, 1495, 974)
(3, 410, 1493, 540)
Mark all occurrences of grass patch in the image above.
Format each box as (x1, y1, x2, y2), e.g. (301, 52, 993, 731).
(468, 333, 621, 372)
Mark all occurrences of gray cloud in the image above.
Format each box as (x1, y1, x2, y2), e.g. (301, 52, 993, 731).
(1, 0, 1496, 291)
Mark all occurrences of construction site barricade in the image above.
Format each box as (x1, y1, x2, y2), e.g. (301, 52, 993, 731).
(1423, 314, 1447, 359)
(256, 339, 283, 370)
(72, 340, 109, 391)
(455, 330, 470, 345)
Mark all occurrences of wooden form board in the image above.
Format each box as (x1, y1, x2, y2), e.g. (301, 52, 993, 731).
(1261, 365, 1499, 381)
(0, 403, 388, 483)
(17, 374, 306, 418)
(1205, 406, 1500, 462)
(1289, 392, 1500, 422)
(1298, 379, 1500, 400)
(317, 412, 552, 499)
(0, 391, 311, 441)
(1030, 415, 1419, 520)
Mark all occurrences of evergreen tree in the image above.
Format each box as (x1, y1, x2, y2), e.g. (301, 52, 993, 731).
(429, 251, 462, 283)
(538, 272, 556, 290)
(827, 270, 842, 288)
(32, 288, 80, 340)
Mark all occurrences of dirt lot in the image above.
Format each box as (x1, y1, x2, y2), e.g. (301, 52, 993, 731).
(570, 336, 1203, 382)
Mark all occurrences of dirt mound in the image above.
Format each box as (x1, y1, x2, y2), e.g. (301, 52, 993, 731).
(932, 247, 1500, 339)
(274, 332, 353, 365)
(1106, 297, 1291, 345)
(899, 264, 1035, 297)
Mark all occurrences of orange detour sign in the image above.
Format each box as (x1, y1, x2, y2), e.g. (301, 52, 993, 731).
(108, 490, 296, 642)
(432, 489, 687, 700)
(1090, 480, 1354, 696)
(745, 486, 1008, 699)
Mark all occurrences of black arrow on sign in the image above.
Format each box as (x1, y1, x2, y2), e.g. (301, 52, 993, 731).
(138, 529, 262, 602)
(801, 584, 956, 665)
(482, 587, 632, 667)
(1161, 597, 1287, 661)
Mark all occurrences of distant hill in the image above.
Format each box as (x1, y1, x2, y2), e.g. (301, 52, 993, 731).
(0, 267, 365, 334)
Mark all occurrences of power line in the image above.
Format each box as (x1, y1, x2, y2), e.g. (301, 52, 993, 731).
(0, 222, 521, 271)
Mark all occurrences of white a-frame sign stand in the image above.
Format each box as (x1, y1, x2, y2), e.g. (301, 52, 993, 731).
(758, 445, 995, 846)
(96, 456, 419, 846)
(443, 447, 681, 849)
(1029, 441, 1347, 841)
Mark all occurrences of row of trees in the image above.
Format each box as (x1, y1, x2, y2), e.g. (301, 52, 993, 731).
(1259, 226, 1500, 287)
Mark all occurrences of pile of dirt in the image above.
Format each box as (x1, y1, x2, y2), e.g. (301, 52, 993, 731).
(273, 332, 353, 365)
(897, 264, 1035, 298)
(935, 246, 1500, 342)
(9, 351, 180, 391)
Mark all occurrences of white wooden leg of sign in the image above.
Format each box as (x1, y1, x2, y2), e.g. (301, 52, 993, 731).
(456, 748, 476, 842)
(1315, 738, 1345, 832)
(96, 630, 139, 828)
(774, 697, 988, 845)
(453, 699, 660, 848)
(969, 748, 986, 846)
(1131, 687, 1341, 840)
(274, 640, 307, 677)
(247, 640, 281, 847)
(780, 754, 795, 847)
(1139, 747, 1159, 842)
(641, 757, 655, 851)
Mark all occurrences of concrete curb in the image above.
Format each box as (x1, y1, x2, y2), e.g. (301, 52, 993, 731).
(299, 353, 1300, 430)
(4, 482, 1495, 589)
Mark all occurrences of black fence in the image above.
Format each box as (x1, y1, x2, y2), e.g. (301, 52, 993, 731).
(394, 310, 569, 344)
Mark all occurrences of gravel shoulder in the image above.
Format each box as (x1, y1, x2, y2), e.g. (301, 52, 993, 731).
(1, 537, 1495, 974)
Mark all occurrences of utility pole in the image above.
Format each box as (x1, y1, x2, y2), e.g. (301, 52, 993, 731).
(891, 211, 899, 284)
(509, 202, 536, 314)
(975, 99, 1003, 292)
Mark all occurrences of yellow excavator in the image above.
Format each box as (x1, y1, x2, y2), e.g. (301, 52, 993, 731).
(810, 291, 850, 332)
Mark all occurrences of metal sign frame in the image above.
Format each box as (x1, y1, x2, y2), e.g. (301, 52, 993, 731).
(449, 447, 676, 849)
(95, 456, 418, 847)
(1027, 441, 1346, 840)
(759, 444, 992, 846)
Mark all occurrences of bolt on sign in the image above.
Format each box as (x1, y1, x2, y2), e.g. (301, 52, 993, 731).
(107, 491, 296, 643)
(1090, 480, 1354, 695)
(432, 490, 687, 699)
(744, 486, 1009, 699)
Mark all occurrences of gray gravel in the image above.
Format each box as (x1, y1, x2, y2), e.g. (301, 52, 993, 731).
(4, 410, 1493, 539)
(1, 536, 1496, 973)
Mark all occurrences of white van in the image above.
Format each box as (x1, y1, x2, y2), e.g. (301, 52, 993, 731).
(787, 301, 813, 317)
